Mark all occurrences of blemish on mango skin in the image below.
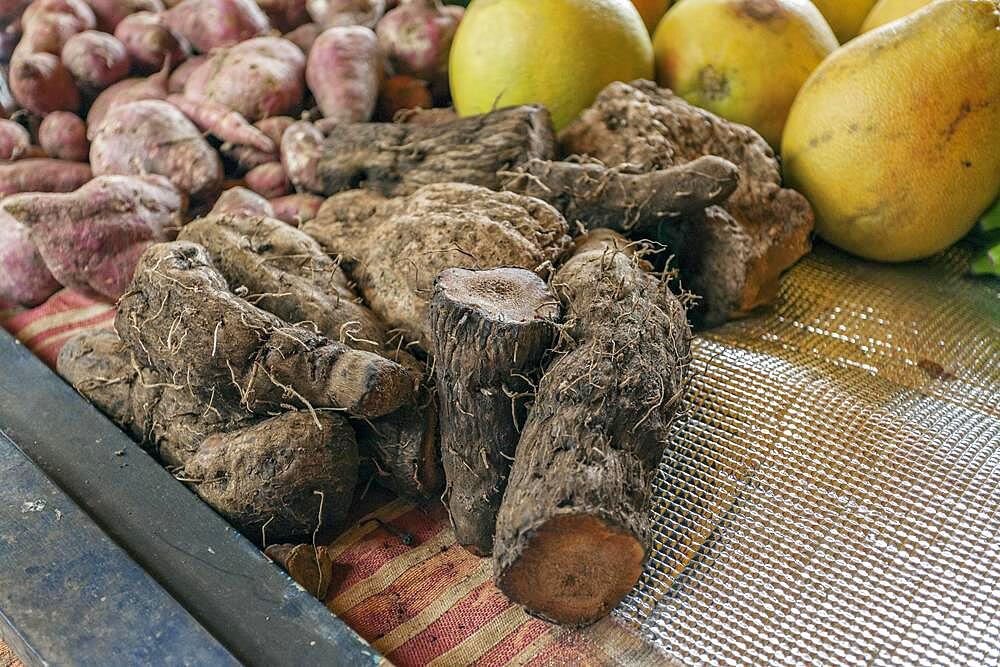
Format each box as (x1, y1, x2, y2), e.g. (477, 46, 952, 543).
(739, 0, 783, 21)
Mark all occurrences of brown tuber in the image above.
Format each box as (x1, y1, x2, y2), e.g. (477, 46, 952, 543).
(117, 241, 414, 419)
(264, 543, 336, 599)
(429, 267, 560, 556)
(493, 229, 691, 627)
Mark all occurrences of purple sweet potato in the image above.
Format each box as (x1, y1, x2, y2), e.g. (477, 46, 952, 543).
(167, 53, 204, 93)
(1, 174, 186, 300)
(86, 61, 169, 136)
(0, 117, 30, 159)
(376, 0, 459, 80)
(38, 110, 87, 161)
(269, 192, 322, 226)
(244, 161, 291, 198)
(280, 119, 322, 193)
(61, 30, 130, 94)
(167, 93, 274, 152)
(9, 52, 80, 113)
(0, 208, 61, 307)
(307, 26, 379, 123)
(0, 158, 91, 196)
(210, 186, 275, 217)
(181, 36, 305, 122)
(90, 99, 223, 201)
(85, 0, 164, 32)
(306, 0, 383, 29)
(257, 0, 308, 32)
(283, 21, 319, 54)
(114, 11, 189, 74)
(163, 0, 269, 53)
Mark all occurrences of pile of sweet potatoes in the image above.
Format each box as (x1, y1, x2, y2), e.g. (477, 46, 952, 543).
(1, 0, 817, 632)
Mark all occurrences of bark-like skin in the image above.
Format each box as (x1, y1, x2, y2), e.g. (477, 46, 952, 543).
(57, 330, 254, 467)
(429, 267, 560, 556)
(560, 80, 814, 326)
(116, 241, 413, 419)
(313, 105, 555, 196)
(493, 230, 691, 627)
(302, 182, 571, 350)
(179, 213, 440, 500)
(501, 155, 739, 235)
(183, 410, 358, 543)
(264, 543, 335, 599)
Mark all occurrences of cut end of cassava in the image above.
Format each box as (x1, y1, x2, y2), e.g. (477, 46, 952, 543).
(496, 514, 646, 627)
(435, 267, 559, 325)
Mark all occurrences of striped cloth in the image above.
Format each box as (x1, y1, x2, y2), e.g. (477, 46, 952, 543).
(1, 291, 671, 667)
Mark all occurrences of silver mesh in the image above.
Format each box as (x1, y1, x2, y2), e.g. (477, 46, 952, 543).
(616, 243, 1000, 666)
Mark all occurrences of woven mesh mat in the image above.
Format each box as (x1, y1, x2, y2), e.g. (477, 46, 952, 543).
(617, 242, 1000, 666)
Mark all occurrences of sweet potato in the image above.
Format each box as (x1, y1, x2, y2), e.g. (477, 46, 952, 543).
(307, 26, 379, 124)
(21, 0, 94, 31)
(1, 174, 185, 300)
(61, 30, 130, 95)
(181, 36, 305, 122)
(0, 208, 60, 307)
(376, 74, 431, 121)
(1, 24, 19, 64)
(219, 115, 293, 171)
(0, 157, 91, 196)
(86, 61, 169, 136)
(269, 192, 322, 226)
(166, 94, 274, 153)
(306, 0, 383, 29)
(163, 0, 269, 53)
(0, 0, 30, 24)
(90, 99, 223, 202)
(245, 161, 291, 198)
(210, 186, 275, 217)
(283, 21, 319, 54)
(85, 0, 164, 32)
(13, 10, 83, 55)
(257, 0, 309, 32)
(117, 240, 414, 418)
(0, 117, 30, 159)
(376, 0, 458, 80)
(114, 11, 189, 74)
(37, 110, 87, 161)
(9, 51, 80, 113)
(280, 119, 323, 193)
(166, 53, 204, 93)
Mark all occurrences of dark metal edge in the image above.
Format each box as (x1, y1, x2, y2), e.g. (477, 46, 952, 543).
(0, 329, 383, 667)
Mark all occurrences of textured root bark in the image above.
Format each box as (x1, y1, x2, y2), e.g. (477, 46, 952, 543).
(182, 410, 359, 543)
(116, 241, 414, 419)
(264, 543, 336, 600)
(302, 183, 571, 350)
(493, 230, 691, 627)
(314, 105, 555, 197)
(560, 80, 814, 326)
(178, 213, 441, 500)
(428, 267, 560, 555)
(501, 155, 739, 235)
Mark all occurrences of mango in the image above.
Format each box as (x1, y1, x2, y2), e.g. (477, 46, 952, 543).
(860, 0, 936, 32)
(653, 0, 838, 148)
(782, 0, 1000, 262)
(810, 0, 879, 41)
(631, 0, 673, 32)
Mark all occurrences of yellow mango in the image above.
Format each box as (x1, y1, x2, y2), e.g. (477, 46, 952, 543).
(860, 0, 936, 32)
(810, 0, 879, 41)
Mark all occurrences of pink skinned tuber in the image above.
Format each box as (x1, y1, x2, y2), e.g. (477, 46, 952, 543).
(307, 26, 380, 123)
(268, 192, 322, 226)
(280, 120, 323, 193)
(181, 36, 305, 122)
(13, 10, 84, 56)
(220, 115, 293, 171)
(38, 110, 88, 161)
(61, 30, 131, 95)
(283, 21, 319, 54)
(209, 186, 275, 217)
(163, 0, 269, 53)
(85, 0, 165, 32)
(0, 158, 91, 196)
(167, 54, 205, 93)
(0, 118, 30, 159)
(306, 0, 383, 29)
(90, 99, 223, 202)
(86, 61, 169, 137)
(244, 161, 291, 198)
(0, 209, 61, 307)
(1, 175, 186, 301)
(114, 11, 189, 74)
(21, 0, 95, 30)
(257, 0, 309, 32)
(376, 0, 460, 80)
(167, 94, 275, 153)
(9, 52, 80, 113)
